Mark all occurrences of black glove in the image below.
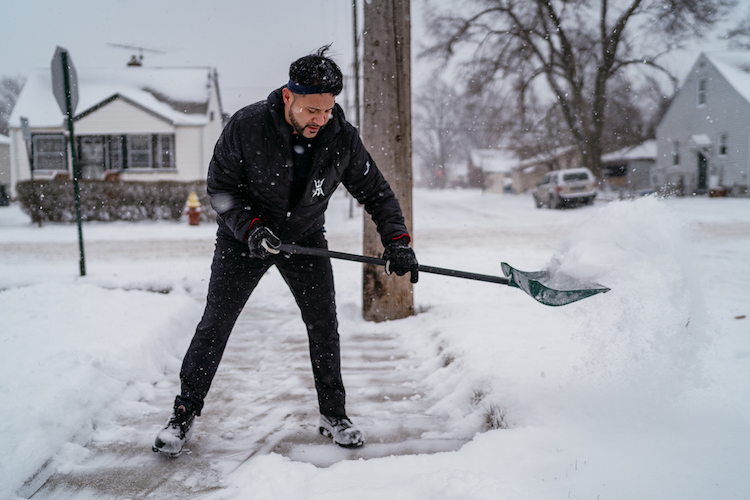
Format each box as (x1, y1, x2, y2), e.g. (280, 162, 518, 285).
(247, 225, 281, 259)
(383, 242, 419, 283)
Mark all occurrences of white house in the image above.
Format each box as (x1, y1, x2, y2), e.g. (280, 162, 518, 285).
(7, 66, 225, 198)
(655, 52, 750, 196)
(0, 133, 10, 204)
(511, 145, 581, 193)
(469, 149, 518, 193)
(600, 139, 656, 197)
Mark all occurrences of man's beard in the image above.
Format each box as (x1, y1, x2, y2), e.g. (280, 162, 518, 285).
(289, 108, 313, 136)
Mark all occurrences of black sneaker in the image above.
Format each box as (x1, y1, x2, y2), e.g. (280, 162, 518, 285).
(319, 415, 365, 448)
(152, 405, 195, 457)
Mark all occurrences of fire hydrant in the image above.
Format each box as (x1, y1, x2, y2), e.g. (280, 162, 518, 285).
(185, 191, 202, 226)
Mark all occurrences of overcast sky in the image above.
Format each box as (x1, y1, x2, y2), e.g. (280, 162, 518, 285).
(0, 0, 741, 116)
(0, 0, 375, 114)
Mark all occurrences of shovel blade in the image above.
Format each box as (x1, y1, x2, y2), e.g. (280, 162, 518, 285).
(501, 263, 610, 307)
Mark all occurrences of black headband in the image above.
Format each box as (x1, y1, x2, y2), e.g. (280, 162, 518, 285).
(287, 79, 323, 95)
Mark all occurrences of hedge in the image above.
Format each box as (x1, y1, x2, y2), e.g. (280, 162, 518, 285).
(15, 179, 216, 223)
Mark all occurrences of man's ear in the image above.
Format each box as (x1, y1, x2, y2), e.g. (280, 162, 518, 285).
(282, 87, 293, 104)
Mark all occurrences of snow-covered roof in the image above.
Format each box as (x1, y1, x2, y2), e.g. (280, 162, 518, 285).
(9, 66, 214, 129)
(469, 149, 518, 173)
(688, 134, 711, 147)
(703, 51, 750, 105)
(601, 140, 657, 163)
(518, 145, 577, 168)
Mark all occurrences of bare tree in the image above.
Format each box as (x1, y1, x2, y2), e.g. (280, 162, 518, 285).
(424, 0, 735, 176)
(724, 7, 750, 49)
(0, 75, 25, 136)
(600, 73, 666, 150)
(510, 98, 574, 163)
(413, 80, 465, 187)
(413, 80, 511, 187)
(457, 83, 511, 150)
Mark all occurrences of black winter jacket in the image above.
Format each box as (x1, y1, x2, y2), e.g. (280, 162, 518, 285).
(207, 87, 410, 246)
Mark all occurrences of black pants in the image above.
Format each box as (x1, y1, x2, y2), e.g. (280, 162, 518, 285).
(175, 231, 346, 418)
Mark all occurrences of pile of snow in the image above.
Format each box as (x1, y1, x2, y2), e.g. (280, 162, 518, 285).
(0, 283, 199, 497)
(550, 197, 710, 396)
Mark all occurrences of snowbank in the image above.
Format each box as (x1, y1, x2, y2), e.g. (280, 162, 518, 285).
(0, 283, 200, 498)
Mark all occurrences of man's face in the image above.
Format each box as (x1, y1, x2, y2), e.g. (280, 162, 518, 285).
(283, 88, 335, 138)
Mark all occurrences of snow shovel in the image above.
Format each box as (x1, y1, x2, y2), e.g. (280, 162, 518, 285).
(278, 244, 609, 307)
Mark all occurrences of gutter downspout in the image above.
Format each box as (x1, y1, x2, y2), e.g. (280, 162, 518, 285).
(212, 69, 227, 126)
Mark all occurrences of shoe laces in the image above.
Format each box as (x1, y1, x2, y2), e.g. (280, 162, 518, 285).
(169, 406, 193, 428)
(330, 416, 353, 429)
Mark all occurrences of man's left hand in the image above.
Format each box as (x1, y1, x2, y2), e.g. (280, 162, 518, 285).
(383, 243, 419, 283)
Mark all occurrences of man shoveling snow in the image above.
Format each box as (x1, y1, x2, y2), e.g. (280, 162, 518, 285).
(153, 46, 418, 457)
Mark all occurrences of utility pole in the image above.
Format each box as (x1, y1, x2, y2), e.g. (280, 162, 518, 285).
(349, 0, 361, 219)
(352, 0, 361, 131)
(361, 0, 414, 322)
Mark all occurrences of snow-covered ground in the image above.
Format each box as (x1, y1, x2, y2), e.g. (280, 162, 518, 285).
(1, 188, 749, 499)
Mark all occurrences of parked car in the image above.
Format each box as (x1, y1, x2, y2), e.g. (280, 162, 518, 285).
(533, 167, 597, 209)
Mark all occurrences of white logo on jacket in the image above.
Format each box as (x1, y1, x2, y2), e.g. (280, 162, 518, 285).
(312, 179, 325, 198)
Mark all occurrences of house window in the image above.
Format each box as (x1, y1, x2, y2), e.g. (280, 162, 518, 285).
(128, 135, 152, 169)
(697, 78, 707, 106)
(121, 134, 175, 170)
(108, 135, 124, 170)
(719, 133, 728, 156)
(73, 134, 175, 171)
(672, 141, 680, 166)
(32, 134, 67, 171)
(157, 134, 175, 169)
(604, 164, 627, 178)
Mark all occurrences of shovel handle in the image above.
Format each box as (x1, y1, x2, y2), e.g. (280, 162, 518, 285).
(278, 243, 510, 285)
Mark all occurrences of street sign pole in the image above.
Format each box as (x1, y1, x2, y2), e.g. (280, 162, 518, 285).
(52, 47, 85, 276)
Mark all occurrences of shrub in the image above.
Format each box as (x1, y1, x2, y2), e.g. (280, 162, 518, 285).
(15, 179, 215, 223)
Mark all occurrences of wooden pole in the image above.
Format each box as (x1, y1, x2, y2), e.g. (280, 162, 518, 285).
(350, 0, 361, 219)
(361, 0, 413, 322)
(352, 0, 361, 131)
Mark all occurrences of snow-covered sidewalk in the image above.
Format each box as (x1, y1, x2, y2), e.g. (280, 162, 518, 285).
(2, 189, 749, 499)
(27, 292, 469, 499)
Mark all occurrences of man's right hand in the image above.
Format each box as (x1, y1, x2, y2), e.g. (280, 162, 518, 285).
(247, 225, 281, 259)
